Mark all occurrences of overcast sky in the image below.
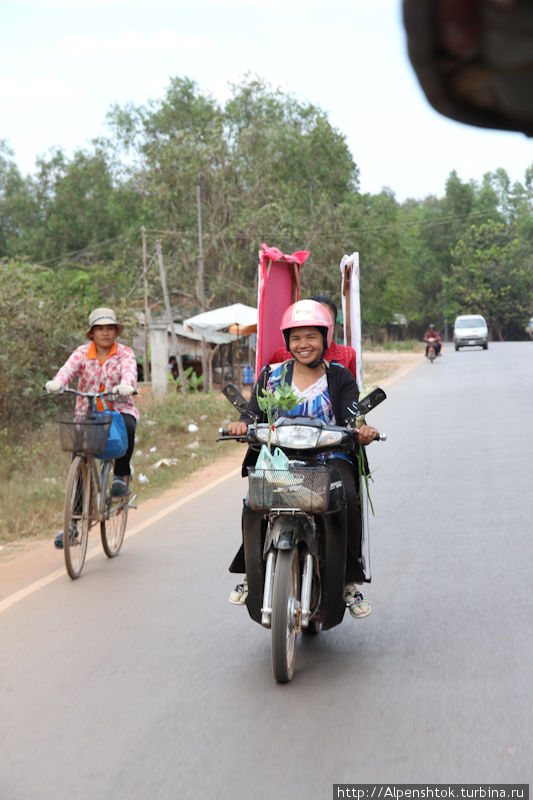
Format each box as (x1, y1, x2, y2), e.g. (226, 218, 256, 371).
(3, 0, 533, 202)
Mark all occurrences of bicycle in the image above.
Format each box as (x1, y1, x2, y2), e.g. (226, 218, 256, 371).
(55, 388, 135, 579)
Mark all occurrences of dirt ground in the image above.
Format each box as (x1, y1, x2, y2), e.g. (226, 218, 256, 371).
(0, 351, 421, 603)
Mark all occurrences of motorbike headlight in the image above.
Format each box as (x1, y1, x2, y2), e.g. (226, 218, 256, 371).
(255, 427, 274, 444)
(254, 425, 344, 449)
(274, 425, 322, 448)
(317, 430, 344, 447)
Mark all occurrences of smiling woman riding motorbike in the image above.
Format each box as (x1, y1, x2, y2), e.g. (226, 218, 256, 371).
(227, 299, 378, 618)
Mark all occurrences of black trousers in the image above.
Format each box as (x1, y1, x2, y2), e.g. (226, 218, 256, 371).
(114, 413, 136, 477)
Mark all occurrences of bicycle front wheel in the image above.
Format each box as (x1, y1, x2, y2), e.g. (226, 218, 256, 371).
(63, 456, 90, 579)
(100, 465, 128, 558)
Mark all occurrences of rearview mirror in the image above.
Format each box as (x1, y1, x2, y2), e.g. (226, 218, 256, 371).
(356, 387, 387, 416)
(222, 384, 249, 415)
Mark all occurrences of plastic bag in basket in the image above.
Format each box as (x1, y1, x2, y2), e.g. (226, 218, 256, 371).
(255, 445, 298, 486)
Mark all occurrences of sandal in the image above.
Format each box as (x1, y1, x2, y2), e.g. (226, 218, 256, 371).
(229, 579, 248, 605)
(343, 583, 371, 618)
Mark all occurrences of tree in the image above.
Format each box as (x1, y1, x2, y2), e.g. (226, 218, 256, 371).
(0, 141, 41, 259)
(445, 220, 533, 340)
(104, 75, 361, 311)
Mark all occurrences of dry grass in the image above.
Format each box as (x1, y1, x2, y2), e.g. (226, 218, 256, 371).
(362, 360, 397, 387)
(0, 352, 407, 546)
(0, 391, 234, 547)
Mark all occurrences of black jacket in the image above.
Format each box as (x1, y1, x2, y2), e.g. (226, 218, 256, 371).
(240, 360, 359, 425)
(239, 360, 361, 475)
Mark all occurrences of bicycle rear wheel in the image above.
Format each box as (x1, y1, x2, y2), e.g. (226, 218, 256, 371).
(63, 456, 90, 579)
(100, 464, 128, 558)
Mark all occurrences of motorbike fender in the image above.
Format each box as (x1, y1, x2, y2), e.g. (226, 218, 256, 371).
(242, 501, 266, 624)
(265, 515, 301, 553)
(322, 466, 349, 630)
(321, 511, 348, 629)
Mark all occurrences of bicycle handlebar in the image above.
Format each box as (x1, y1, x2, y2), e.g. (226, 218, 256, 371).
(43, 386, 138, 397)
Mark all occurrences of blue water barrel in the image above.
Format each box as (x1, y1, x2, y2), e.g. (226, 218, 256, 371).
(242, 365, 254, 384)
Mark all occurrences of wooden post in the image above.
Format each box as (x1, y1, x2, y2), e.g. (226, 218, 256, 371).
(155, 240, 187, 394)
(141, 226, 150, 382)
(196, 184, 210, 392)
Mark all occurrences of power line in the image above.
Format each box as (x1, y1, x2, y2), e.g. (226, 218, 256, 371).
(36, 229, 139, 266)
(31, 206, 512, 270)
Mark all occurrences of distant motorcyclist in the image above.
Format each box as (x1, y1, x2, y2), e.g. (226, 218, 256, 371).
(423, 324, 442, 357)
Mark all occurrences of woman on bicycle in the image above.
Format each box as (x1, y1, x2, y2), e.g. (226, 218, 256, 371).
(46, 307, 138, 547)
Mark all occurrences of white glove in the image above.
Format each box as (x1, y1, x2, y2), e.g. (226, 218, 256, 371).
(115, 383, 134, 398)
(45, 380, 63, 394)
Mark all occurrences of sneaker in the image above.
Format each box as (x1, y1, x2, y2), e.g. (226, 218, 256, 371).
(229, 579, 248, 605)
(343, 583, 371, 618)
(54, 521, 78, 550)
(111, 476, 128, 497)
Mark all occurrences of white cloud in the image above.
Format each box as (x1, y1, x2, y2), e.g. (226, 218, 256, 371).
(50, 30, 211, 61)
(18, 0, 325, 6)
(224, 0, 326, 4)
(0, 74, 90, 113)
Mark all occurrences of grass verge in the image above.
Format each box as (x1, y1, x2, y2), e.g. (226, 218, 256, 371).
(0, 351, 412, 547)
(0, 391, 236, 547)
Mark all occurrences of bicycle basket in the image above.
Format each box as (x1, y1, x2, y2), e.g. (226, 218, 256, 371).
(247, 465, 331, 513)
(58, 412, 111, 455)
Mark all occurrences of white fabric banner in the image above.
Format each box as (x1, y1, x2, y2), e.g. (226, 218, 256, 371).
(340, 252, 370, 581)
(339, 252, 362, 390)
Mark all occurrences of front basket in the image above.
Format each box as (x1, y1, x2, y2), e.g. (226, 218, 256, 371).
(58, 413, 111, 455)
(247, 465, 331, 513)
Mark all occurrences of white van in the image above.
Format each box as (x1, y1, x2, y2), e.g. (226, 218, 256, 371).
(453, 315, 489, 350)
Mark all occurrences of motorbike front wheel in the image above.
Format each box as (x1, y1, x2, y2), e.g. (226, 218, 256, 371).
(271, 548, 301, 683)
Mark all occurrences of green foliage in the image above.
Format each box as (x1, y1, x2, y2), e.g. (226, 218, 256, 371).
(2, 76, 533, 342)
(445, 219, 533, 339)
(0, 259, 139, 437)
(256, 366, 300, 446)
(173, 366, 205, 392)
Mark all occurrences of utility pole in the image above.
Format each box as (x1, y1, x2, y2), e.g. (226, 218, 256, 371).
(196, 184, 210, 391)
(141, 226, 150, 382)
(156, 240, 187, 394)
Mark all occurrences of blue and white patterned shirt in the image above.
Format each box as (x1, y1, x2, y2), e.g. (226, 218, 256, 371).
(266, 362, 336, 424)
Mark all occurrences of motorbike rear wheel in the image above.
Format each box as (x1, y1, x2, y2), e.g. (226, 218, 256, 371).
(271, 548, 301, 683)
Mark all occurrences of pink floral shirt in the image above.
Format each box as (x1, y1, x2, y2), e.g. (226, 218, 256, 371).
(53, 342, 139, 420)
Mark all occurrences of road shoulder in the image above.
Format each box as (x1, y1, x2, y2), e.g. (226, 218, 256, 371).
(0, 351, 422, 601)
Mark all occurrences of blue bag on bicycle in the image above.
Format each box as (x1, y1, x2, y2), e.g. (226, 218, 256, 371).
(95, 395, 128, 460)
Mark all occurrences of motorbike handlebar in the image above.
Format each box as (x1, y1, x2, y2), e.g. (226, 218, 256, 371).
(217, 426, 387, 442)
(216, 428, 247, 441)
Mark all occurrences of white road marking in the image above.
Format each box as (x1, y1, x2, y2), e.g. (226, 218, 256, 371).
(0, 465, 241, 614)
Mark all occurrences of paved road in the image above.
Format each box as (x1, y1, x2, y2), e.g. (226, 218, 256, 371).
(2, 343, 532, 799)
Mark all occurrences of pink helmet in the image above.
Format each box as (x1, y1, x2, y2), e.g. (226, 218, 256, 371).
(280, 299, 334, 352)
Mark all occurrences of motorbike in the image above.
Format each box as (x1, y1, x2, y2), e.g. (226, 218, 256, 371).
(218, 384, 386, 683)
(425, 336, 439, 362)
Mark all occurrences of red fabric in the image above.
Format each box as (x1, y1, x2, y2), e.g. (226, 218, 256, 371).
(259, 243, 310, 266)
(270, 341, 357, 381)
(256, 244, 308, 378)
